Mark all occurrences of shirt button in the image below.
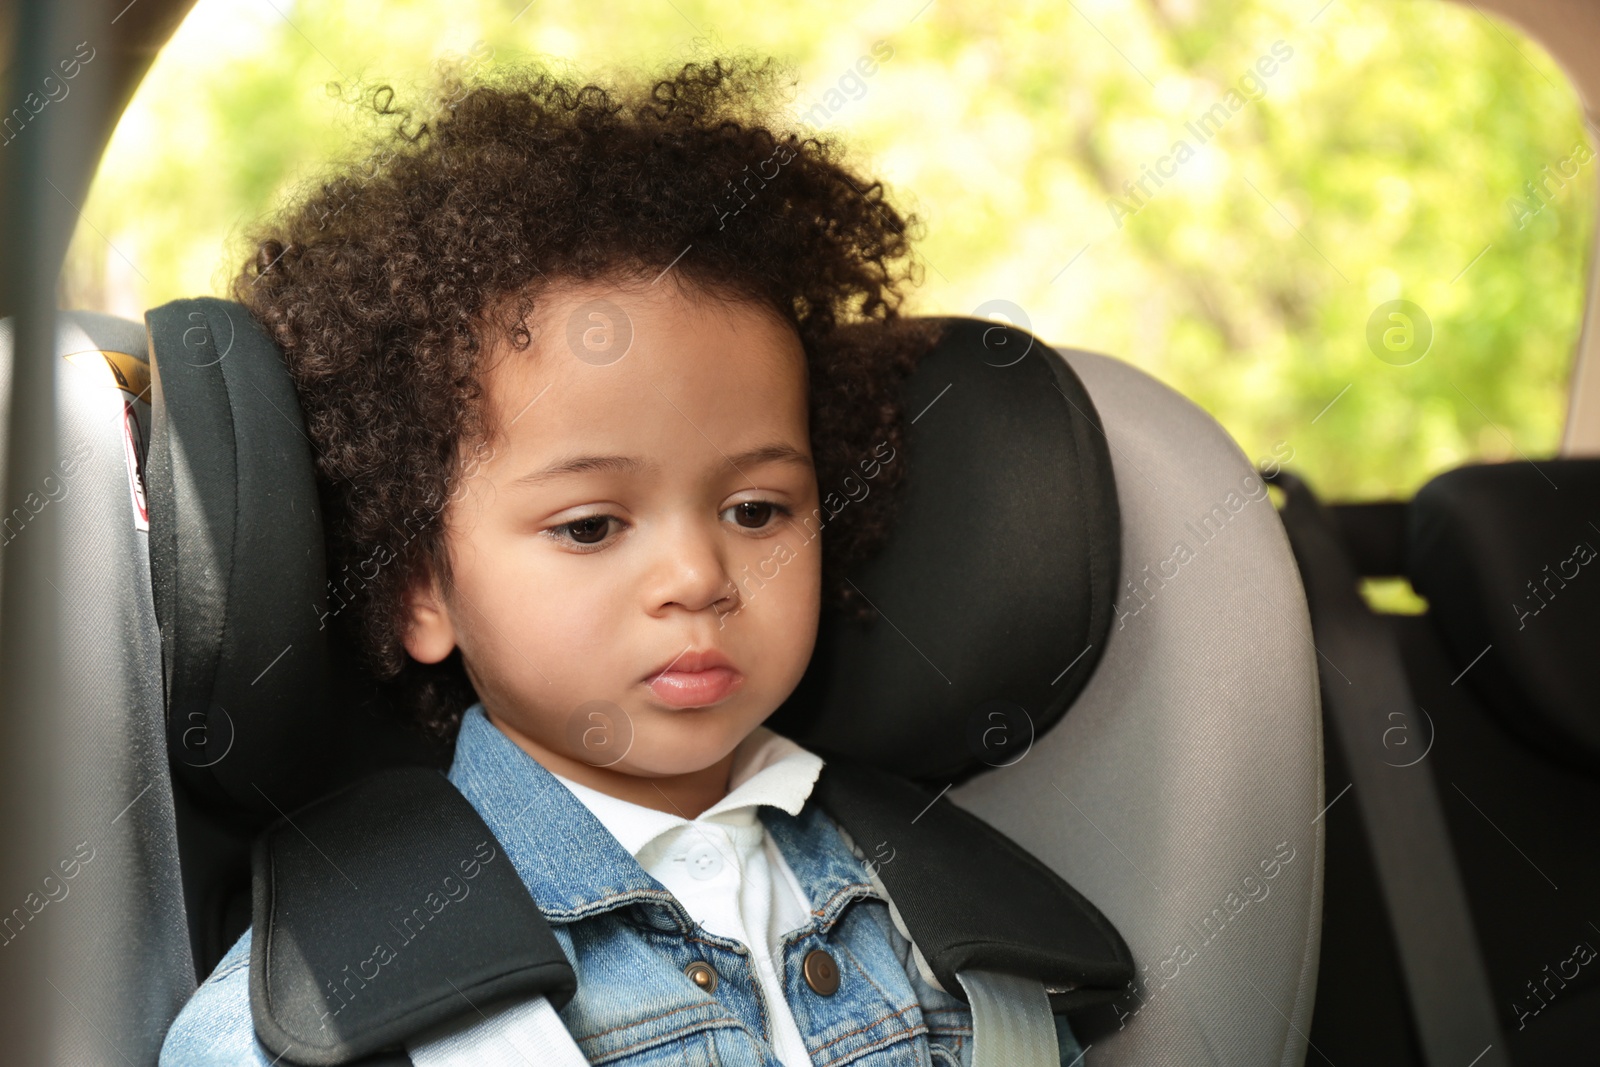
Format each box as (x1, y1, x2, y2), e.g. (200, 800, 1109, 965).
(684, 841, 724, 880)
(803, 949, 841, 996)
(685, 960, 719, 993)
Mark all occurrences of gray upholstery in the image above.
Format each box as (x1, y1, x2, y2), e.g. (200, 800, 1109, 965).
(0, 311, 194, 1066)
(953, 347, 1324, 1066)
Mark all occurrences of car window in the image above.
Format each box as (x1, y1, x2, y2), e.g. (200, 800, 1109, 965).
(58, 0, 1593, 502)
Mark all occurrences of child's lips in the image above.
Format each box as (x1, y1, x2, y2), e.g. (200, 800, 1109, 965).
(645, 667, 744, 708)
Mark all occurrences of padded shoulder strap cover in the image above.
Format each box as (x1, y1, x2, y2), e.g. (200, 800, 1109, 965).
(250, 767, 575, 1066)
(813, 760, 1134, 1012)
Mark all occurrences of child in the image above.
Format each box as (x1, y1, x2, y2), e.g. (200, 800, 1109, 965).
(159, 53, 1085, 1066)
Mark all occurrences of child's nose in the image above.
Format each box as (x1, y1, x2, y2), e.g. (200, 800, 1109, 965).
(648, 520, 740, 615)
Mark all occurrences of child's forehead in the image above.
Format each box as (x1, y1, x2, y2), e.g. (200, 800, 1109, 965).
(492, 275, 801, 371)
(475, 278, 810, 452)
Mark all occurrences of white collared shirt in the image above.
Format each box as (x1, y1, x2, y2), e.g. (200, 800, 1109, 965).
(548, 725, 824, 1067)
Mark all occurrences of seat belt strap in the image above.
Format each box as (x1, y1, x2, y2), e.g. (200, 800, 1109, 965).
(957, 970, 1059, 1067)
(406, 994, 589, 1067)
(1272, 469, 1508, 1067)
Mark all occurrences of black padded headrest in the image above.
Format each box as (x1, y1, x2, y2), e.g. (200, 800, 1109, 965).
(1407, 458, 1600, 774)
(148, 300, 1119, 812)
(772, 316, 1120, 784)
(146, 297, 435, 821)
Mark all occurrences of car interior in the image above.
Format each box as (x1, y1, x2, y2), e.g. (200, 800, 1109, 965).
(0, 1, 1596, 1065)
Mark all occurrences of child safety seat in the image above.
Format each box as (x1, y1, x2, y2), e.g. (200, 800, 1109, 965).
(1, 297, 1325, 1066)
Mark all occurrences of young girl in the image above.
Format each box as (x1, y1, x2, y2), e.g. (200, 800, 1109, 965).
(159, 52, 1085, 1066)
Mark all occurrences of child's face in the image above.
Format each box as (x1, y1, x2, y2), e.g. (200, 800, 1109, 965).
(403, 277, 822, 786)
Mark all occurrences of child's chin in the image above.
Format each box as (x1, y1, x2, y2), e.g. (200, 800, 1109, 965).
(625, 714, 753, 774)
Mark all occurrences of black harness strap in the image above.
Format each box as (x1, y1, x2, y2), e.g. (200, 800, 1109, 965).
(249, 767, 575, 1067)
(813, 759, 1134, 1013)
(249, 758, 1132, 1064)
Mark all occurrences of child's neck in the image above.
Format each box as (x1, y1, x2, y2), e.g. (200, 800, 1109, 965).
(487, 708, 735, 819)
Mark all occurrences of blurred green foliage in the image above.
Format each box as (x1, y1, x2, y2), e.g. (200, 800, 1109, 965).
(60, 0, 1594, 501)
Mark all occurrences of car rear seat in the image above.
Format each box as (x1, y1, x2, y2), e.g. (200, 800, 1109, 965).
(1280, 458, 1600, 1066)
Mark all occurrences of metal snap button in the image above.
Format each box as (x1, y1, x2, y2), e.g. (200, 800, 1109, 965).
(803, 948, 840, 995)
(685, 960, 719, 993)
(685, 840, 724, 880)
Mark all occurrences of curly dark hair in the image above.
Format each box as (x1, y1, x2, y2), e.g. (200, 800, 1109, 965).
(231, 51, 945, 752)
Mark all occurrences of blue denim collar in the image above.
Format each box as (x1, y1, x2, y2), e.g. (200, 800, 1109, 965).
(447, 702, 881, 931)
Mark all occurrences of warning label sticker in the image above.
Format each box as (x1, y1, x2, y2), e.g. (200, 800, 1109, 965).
(63, 348, 152, 532)
(121, 400, 148, 532)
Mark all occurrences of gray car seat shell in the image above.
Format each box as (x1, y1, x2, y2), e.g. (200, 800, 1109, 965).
(954, 348, 1325, 1066)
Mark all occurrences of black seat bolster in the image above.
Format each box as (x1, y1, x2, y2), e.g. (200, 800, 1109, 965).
(812, 761, 1135, 1013)
(249, 767, 576, 1067)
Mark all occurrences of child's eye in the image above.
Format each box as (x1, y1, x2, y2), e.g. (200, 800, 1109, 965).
(549, 515, 617, 549)
(724, 500, 792, 530)
(545, 501, 791, 553)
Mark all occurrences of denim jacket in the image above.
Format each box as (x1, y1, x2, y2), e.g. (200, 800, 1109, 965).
(160, 704, 1084, 1066)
